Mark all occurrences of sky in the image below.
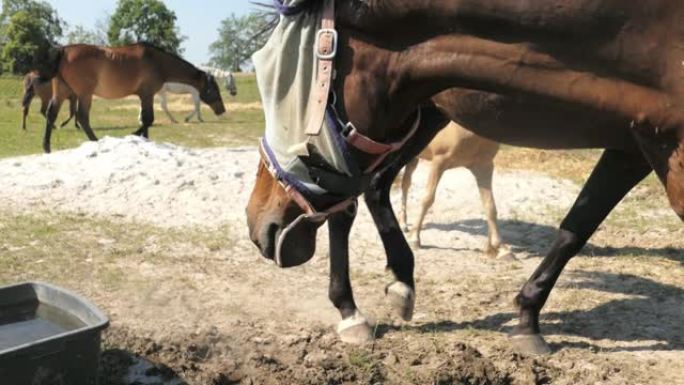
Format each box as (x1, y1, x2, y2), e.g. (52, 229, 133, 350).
(44, 0, 256, 66)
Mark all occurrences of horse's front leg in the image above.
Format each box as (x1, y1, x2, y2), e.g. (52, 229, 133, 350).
(328, 210, 374, 344)
(363, 106, 449, 321)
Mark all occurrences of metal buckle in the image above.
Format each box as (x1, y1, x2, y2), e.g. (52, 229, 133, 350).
(315, 28, 338, 60)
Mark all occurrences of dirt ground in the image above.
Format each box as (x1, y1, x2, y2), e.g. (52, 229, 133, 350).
(0, 138, 682, 385)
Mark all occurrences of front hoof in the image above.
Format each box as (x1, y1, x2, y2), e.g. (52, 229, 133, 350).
(337, 312, 374, 344)
(386, 281, 415, 321)
(510, 334, 552, 355)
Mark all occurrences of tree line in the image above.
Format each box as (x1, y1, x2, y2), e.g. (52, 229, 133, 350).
(0, 0, 273, 75)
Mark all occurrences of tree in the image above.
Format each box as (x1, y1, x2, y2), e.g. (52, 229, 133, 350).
(64, 24, 107, 46)
(0, 0, 64, 73)
(1, 10, 54, 74)
(107, 0, 184, 54)
(209, 12, 274, 72)
(0, 0, 63, 42)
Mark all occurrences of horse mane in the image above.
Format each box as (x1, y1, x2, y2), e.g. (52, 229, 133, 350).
(133, 42, 202, 72)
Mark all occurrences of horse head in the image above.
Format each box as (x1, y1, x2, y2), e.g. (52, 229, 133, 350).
(199, 73, 226, 115)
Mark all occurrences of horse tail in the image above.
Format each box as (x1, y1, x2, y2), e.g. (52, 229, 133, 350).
(21, 74, 38, 109)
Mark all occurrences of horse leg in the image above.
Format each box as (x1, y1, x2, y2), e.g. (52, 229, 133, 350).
(185, 93, 201, 122)
(510, 149, 652, 355)
(400, 157, 420, 231)
(469, 161, 513, 260)
(21, 94, 34, 131)
(328, 210, 374, 344)
(60, 96, 77, 129)
(160, 92, 178, 123)
(363, 106, 449, 322)
(135, 95, 155, 138)
(76, 95, 98, 142)
(43, 97, 63, 153)
(409, 158, 446, 247)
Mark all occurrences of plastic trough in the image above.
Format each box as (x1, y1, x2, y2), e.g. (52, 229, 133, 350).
(0, 282, 109, 385)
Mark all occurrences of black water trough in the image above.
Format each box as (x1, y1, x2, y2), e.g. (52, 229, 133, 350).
(0, 282, 109, 385)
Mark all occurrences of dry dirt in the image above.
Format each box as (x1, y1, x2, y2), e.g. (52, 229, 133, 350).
(0, 137, 682, 385)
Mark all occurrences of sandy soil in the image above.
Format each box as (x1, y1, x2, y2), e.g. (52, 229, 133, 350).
(1, 137, 682, 385)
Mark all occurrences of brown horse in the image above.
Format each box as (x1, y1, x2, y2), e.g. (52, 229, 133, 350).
(247, 1, 684, 353)
(21, 71, 78, 131)
(40, 43, 226, 153)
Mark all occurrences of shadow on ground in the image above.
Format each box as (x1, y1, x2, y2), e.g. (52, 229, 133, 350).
(379, 270, 684, 353)
(422, 218, 683, 264)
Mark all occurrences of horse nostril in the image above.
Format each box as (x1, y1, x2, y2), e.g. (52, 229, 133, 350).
(267, 223, 278, 245)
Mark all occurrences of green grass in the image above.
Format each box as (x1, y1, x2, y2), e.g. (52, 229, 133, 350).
(0, 74, 264, 158)
(0, 209, 236, 288)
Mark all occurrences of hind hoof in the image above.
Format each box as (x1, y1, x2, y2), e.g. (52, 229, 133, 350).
(496, 248, 518, 262)
(510, 334, 552, 355)
(386, 281, 415, 321)
(337, 312, 374, 344)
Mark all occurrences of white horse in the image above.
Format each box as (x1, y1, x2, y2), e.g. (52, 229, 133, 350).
(154, 72, 237, 123)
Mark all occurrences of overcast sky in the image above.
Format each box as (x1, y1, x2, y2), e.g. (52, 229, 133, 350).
(45, 0, 256, 65)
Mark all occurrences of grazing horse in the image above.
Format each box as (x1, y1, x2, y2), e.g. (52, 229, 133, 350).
(40, 43, 226, 153)
(21, 71, 78, 131)
(399, 121, 508, 258)
(246, 0, 684, 353)
(155, 74, 237, 123)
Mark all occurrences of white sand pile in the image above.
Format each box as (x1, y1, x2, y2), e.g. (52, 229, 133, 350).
(0, 137, 580, 229)
(0, 137, 257, 227)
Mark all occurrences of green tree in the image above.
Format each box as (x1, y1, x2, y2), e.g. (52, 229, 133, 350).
(107, 0, 184, 54)
(0, 10, 53, 74)
(64, 24, 107, 46)
(0, 0, 63, 43)
(209, 12, 274, 72)
(0, 0, 64, 73)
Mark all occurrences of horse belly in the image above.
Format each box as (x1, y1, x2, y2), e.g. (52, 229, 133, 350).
(92, 63, 143, 99)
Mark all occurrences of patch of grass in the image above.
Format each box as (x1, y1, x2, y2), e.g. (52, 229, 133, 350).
(0, 74, 264, 158)
(0, 209, 236, 289)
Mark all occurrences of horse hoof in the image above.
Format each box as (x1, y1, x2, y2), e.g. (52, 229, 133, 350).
(386, 281, 415, 321)
(496, 249, 518, 262)
(510, 334, 552, 355)
(337, 312, 374, 344)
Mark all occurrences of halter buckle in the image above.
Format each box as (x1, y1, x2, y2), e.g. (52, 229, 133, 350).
(315, 28, 338, 60)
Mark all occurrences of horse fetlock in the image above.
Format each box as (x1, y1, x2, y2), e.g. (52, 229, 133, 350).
(337, 311, 374, 344)
(386, 281, 415, 321)
(408, 231, 421, 248)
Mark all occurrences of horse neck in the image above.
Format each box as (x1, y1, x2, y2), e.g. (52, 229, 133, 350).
(155, 51, 203, 89)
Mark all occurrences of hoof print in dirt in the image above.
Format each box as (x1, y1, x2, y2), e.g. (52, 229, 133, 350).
(510, 334, 552, 355)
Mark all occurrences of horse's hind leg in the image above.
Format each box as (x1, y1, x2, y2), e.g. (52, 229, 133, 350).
(400, 157, 420, 231)
(511, 149, 651, 355)
(43, 97, 63, 153)
(469, 161, 513, 260)
(60, 96, 79, 129)
(76, 95, 98, 142)
(328, 210, 374, 344)
(135, 94, 155, 138)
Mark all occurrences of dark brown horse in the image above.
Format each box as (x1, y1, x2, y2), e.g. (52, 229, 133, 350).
(247, 1, 684, 353)
(40, 43, 226, 153)
(21, 71, 78, 131)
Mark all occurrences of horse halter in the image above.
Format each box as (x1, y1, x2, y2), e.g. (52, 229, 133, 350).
(261, 0, 421, 267)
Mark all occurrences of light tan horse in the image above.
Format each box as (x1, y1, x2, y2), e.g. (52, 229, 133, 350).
(21, 71, 78, 131)
(40, 43, 226, 153)
(399, 121, 512, 259)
